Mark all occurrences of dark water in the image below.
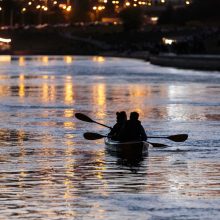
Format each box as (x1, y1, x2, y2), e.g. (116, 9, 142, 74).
(0, 55, 219, 219)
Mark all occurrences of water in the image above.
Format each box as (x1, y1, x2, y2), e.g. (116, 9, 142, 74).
(0, 55, 219, 219)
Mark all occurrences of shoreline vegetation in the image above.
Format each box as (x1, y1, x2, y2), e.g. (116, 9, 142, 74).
(1, 24, 220, 71)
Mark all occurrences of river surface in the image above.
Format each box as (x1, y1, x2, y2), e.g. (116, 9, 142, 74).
(0, 55, 219, 219)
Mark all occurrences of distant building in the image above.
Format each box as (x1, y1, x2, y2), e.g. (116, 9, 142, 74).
(0, 37, 11, 51)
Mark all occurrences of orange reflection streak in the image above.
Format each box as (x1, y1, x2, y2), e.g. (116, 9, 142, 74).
(92, 56, 105, 63)
(41, 78, 56, 103)
(64, 78, 74, 104)
(64, 109, 74, 118)
(93, 84, 106, 106)
(64, 121, 75, 129)
(0, 55, 11, 62)
(64, 56, 74, 64)
(127, 84, 152, 116)
(19, 74, 25, 98)
(0, 75, 9, 79)
(97, 84, 106, 106)
(18, 170, 27, 190)
(42, 83, 49, 102)
(64, 109, 76, 129)
(42, 75, 49, 79)
(50, 75, 55, 80)
(130, 84, 151, 97)
(41, 56, 49, 65)
(18, 56, 25, 66)
(50, 84, 56, 102)
(92, 83, 107, 120)
(0, 85, 10, 97)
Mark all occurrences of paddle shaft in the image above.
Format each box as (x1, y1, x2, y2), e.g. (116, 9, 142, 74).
(94, 121, 112, 129)
(75, 113, 112, 129)
(148, 136, 170, 138)
(83, 132, 168, 148)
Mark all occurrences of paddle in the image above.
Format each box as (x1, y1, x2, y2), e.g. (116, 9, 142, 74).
(148, 134, 188, 142)
(76, 113, 188, 143)
(84, 132, 105, 140)
(75, 113, 112, 129)
(83, 132, 168, 148)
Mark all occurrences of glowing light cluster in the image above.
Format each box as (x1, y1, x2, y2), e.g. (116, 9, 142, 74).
(0, 37, 11, 43)
(93, 6, 106, 11)
(59, 4, 72, 12)
(162, 37, 176, 45)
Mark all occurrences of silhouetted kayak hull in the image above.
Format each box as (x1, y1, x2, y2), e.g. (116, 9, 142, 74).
(104, 138, 149, 155)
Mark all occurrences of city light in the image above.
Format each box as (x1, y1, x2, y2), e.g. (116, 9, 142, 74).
(0, 37, 11, 43)
(125, 2, 131, 6)
(162, 37, 176, 45)
(0, 0, 195, 25)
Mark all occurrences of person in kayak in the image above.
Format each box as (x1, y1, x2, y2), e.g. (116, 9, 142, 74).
(119, 111, 147, 142)
(108, 111, 127, 140)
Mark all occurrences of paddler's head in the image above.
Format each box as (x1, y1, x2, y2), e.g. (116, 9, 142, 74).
(130, 112, 139, 121)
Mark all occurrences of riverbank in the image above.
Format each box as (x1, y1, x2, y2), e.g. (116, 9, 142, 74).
(1, 25, 220, 70)
(150, 54, 220, 71)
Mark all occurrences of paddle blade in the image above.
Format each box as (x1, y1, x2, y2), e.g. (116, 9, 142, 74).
(168, 134, 188, 142)
(148, 142, 168, 148)
(75, 113, 94, 123)
(83, 132, 106, 140)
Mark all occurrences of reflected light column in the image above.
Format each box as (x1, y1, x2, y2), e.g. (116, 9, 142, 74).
(64, 76, 74, 105)
(19, 74, 25, 99)
(92, 83, 107, 118)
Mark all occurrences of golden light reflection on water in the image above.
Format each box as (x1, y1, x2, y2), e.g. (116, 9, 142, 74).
(41, 56, 49, 65)
(64, 56, 74, 64)
(65, 82, 74, 104)
(18, 56, 26, 66)
(0, 73, 217, 125)
(41, 78, 56, 103)
(0, 85, 10, 96)
(19, 74, 25, 98)
(127, 85, 153, 117)
(18, 170, 28, 192)
(42, 83, 49, 102)
(92, 56, 105, 63)
(43, 75, 49, 80)
(92, 84, 106, 120)
(0, 55, 11, 62)
(64, 109, 74, 118)
(0, 55, 219, 217)
(64, 109, 76, 129)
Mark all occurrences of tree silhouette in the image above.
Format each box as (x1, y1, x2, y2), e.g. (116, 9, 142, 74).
(72, 0, 91, 22)
(119, 7, 144, 31)
(1, 0, 22, 25)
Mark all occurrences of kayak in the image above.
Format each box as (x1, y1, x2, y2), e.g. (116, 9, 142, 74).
(104, 137, 149, 156)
